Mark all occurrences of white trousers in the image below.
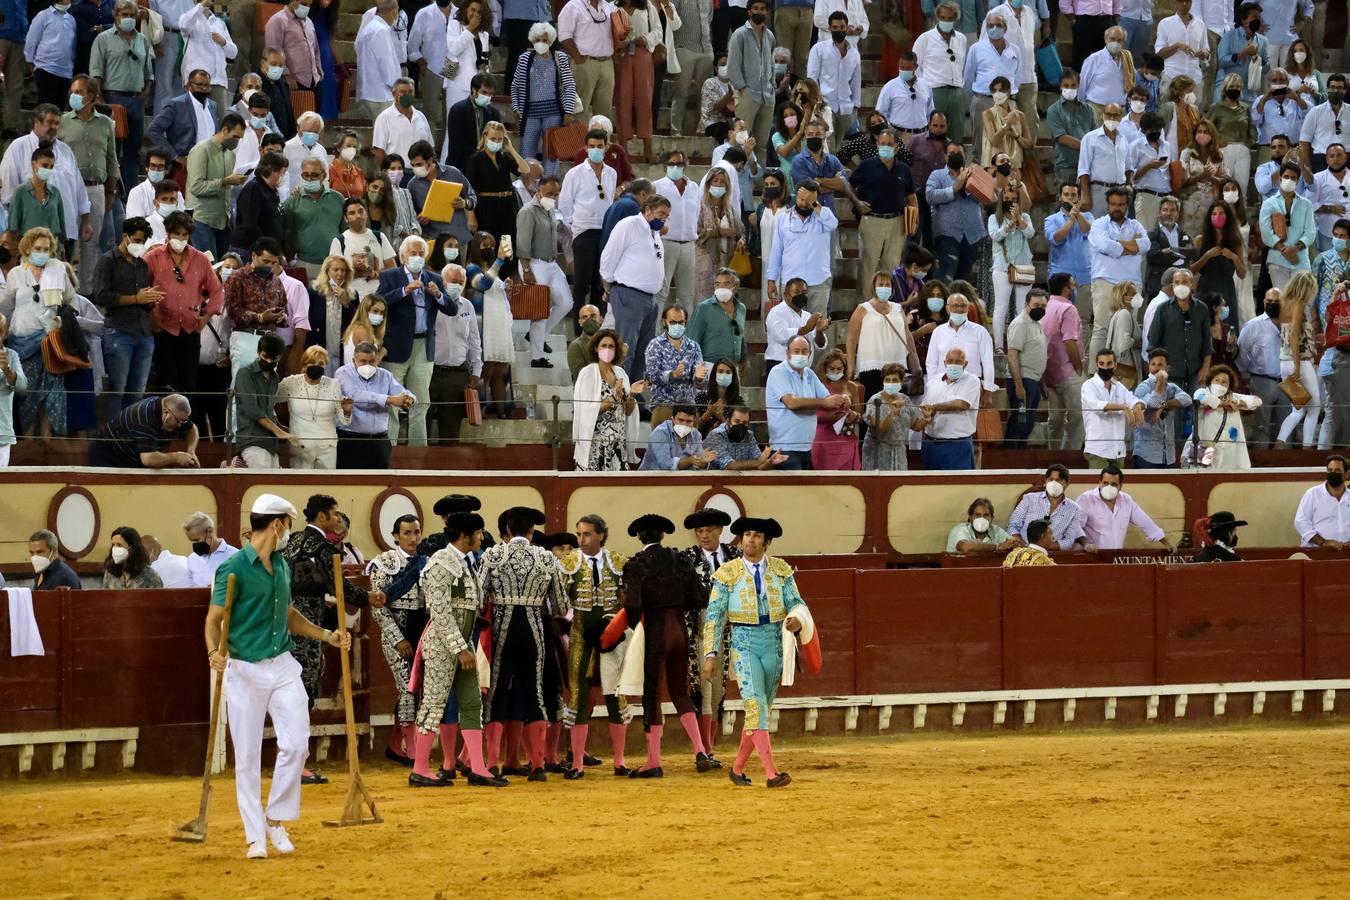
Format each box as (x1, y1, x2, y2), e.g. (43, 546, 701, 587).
(991, 270, 1031, 351)
(240, 446, 281, 469)
(1278, 358, 1322, 446)
(527, 259, 572, 358)
(657, 240, 696, 315)
(0, 444, 10, 467)
(225, 652, 310, 846)
(291, 441, 337, 469)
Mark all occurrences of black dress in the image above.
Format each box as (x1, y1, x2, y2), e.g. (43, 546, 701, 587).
(464, 150, 521, 276)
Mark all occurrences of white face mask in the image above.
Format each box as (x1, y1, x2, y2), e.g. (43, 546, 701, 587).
(992, 91, 1009, 105)
(971, 516, 990, 534)
(673, 423, 694, 438)
(357, 363, 378, 379)
(1173, 284, 1191, 299)
(111, 545, 130, 564)
(717, 66, 729, 79)
(1280, 177, 1298, 193)
(1061, 88, 1078, 101)
(1210, 382, 1228, 397)
(714, 287, 735, 303)
(1131, 293, 1143, 310)
(1099, 484, 1120, 501)
(1294, 51, 1307, 63)
(1045, 480, 1065, 498)
(169, 237, 188, 252)
(412, 165, 430, 178)
(789, 353, 810, 369)
(734, 130, 748, 145)
(534, 41, 551, 55)
(340, 146, 357, 161)
(1222, 190, 1240, 204)
(127, 242, 147, 258)
(1103, 119, 1119, 132)
(538, 196, 556, 211)
(1130, 99, 1147, 114)
(1183, 91, 1197, 106)
(368, 312, 384, 326)
(31, 554, 51, 573)
(1106, 41, 1122, 54)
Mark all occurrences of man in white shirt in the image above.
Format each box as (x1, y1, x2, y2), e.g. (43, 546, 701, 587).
(406, 0, 453, 132)
(652, 149, 702, 316)
(763, 278, 828, 375)
(812, 0, 868, 49)
(429, 264, 482, 445)
(144, 534, 193, 588)
(1087, 187, 1150, 359)
(1295, 457, 1350, 548)
(1311, 143, 1350, 252)
(925, 293, 996, 396)
(183, 511, 238, 588)
(912, 1, 968, 144)
(353, 0, 403, 122)
(919, 346, 981, 470)
(282, 112, 330, 199)
(179, 0, 237, 112)
(331, 199, 396, 298)
(1080, 348, 1144, 467)
(558, 0, 617, 121)
(806, 11, 862, 151)
(373, 78, 435, 169)
(1299, 75, 1349, 177)
(0, 106, 90, 255)
(874, 53, 935, 134)
(600, 195, 671, 383)
(559, 128, 618, 316)
(1153, 0, 1209, 90)
(127, 149, 185, 220)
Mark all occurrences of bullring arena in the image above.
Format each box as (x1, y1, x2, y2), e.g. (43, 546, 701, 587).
(4, 469, 1350, 897)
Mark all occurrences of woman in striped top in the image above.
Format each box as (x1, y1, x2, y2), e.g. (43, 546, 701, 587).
(510, 23, 579, 177)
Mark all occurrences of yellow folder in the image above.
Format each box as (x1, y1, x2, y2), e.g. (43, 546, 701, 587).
(421, 180, 463, 223)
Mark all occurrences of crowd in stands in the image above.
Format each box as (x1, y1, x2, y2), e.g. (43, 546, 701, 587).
(0, 0, 1345, 473)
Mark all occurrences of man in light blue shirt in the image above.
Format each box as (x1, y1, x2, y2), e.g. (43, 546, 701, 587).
(1253, 135, 1312, 200)
(1259, 160, 1319, 287)
(765, 336, 841, 470)
(1213, 4, 1269, 103)
(927, 141, 987, 283)
(1236, 286, 1292, 446)
(23, 1, 77, 109)
(1120, 0, 1153, 59)
(1131, 348, 1193, 467)
(1044, 182, 1095, 288)
(1086, 187, 1150, 359)
(1076, 104, 1132, 214)
(1257, 0, 1313, 70)
(962, 14, 1021, 157)
(639, 405, 716, 470)
(764, 180, 838, 319)
(1253, 75, 1307, 147)
(335, 341, 415, 470)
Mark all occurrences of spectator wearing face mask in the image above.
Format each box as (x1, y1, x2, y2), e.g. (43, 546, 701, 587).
(231, 331, 293, 468)
(1213, 3, 1268, 105)
(806, 12, 862, 153)
(515, 174, 572, 368)
(102, 526, 164, 589)
(428, 263, 479, 445)
(1295, 455, 1350, 548)
(707, 404, 786, 469)
(182, 511, 239, 588)
(916, 345, 979, 470)
(1132, 347, 1194, 468)
(93, 217, 160, 422)
(569, 304, 603, 382)
(947, 497, 1020, 554)
(639, 403, 717, 470)
(1259, 160, 1319, 289)
(1190, 363, 1260, 469)
(763, 277, 828, 378)
(144, 211, 224, 398)
(766, 335, 841, 470)
(1008, 464, 1090, 551)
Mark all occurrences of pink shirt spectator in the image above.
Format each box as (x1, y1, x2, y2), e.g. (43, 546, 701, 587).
(275, 271, 314, 347)
(1076, 486, 1166, 549)
(143, 245, 224, 336)
(557, 0, 616, 59)
(1040, 294, 1083, 387)
(264, 7, 322, 88)
(1058, 0, 1121, 14)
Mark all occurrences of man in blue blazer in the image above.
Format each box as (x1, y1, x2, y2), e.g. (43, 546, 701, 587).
(377, 235, 458, 447)
(147, 69, 221, 167)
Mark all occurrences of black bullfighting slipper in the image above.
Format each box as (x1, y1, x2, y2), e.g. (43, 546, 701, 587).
(300, 770, 328, 785)
(385, 747, 413, 767)
(503, 766, 531, 777)
(438, 767, 457, 782)
(766, 772, 792, 788)
(728, 770, 752, 787)
(629, 766, 663, 779)
(408, 772, 451, 788)
(564, 768, 585, 781)
(527, 767, 548, 782)
(467, 772, 509, 787)
(583, 752, 602, 766)
(612, 765, 632, 777)
(706, 754, 724, 769)
(545, 762, 568, 774)
(695, 752, 716, 773)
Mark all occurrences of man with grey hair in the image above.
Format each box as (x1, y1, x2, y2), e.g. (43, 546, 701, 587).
(688, 267, 748, 369)
(1143, 265, 1188, 362)
(336, 341, 415, 468)
(28, 530, 81, 591)
(281, 111, 328, 197)
(183, 511, 239, 588)
(354, 1, 404, 121)
(90, 0, 155, 190)
(89, 393, 201, 468)
(373, 76, 434, 166)
(429, 262, 482, 445)
(513, 156, 544, 205)
(377, 234, 449, 448)
(963, 10, 1021, 160)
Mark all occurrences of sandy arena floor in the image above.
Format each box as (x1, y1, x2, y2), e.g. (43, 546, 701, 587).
(3, 725, 1350, 899)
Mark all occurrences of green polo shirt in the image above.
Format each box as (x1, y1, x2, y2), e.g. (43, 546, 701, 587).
(283, 188, 345, 264)
(688, 296, 747, 364)
(211, 543, 294, 663)
(89, 30, 155, 93)
(59, 110, 119, 184)
(1045, 98, 1098, 173)
(186, 138, 235, 230)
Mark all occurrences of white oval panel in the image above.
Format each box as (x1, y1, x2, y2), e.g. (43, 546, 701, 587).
(55, 491, 97, 555)
(376, 492, 419, 546)
(700, 491, 742, 545)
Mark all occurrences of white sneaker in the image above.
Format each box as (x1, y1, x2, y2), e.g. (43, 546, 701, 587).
(266, 824, 294, 854)
(247, 841, 268, 859)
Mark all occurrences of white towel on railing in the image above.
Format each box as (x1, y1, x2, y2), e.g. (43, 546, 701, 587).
(7, 588, 45, 657)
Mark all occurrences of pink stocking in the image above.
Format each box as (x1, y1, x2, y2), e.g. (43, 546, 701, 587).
(732, 728, 755, 775)
(700, 714, 716, 752)
(504, 721, 523, 768)
(569, 723, 589, 771)
(411, 730, 438, 779)
(462, 729, 493, 778)
(546, 722, 563, 764)
(438, 724, 459, 771)
(678, 711, 707, 755)
(484, 721, 504, 768)
(750, 730, 778, 779)
(608, 723, 628, 768)
(524, 721, 547, 770)
(643, 725, 663, 770)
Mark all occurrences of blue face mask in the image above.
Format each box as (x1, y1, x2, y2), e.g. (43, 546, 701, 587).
(648, 217, 666, 231)
(251, 115, 268, 130)
(485, 139, 503, 153)
(876, 286, 893, 301)
(118, 17, 136, 32)
(1335, 237, 1349, 253)
(987, 25, 1005, 39)
(667, 323, 685, 339)
(716, 372, 733, 387)
(899, 70, 915, 83)
(301, 178, 322, 194)
(300, 131, 319, 147)
(927, 297, 945, 313)
(267, 65, 284, 81)
(147, 169, 166, 184)
(938, 19, 956, 32)
(69, 93, 85, 112)
(877, 146, 896, 161)
(883, 382, 904, 395)
(666, 165, 684, 181)
(30, 251, 51, 267)
(945, 363, 965, 380)
(774, 62, 788, 76)
(474, 94, 492, 108)
(948, 312, 968, 326)
(827, 370, 845, 381)
(587, 147, 605, 164)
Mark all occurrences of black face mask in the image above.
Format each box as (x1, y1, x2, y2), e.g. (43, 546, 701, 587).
(789, 293, 807, 308)
(1330, 471, 1346, 488)
(750, 11, 766, 24)
(805, 136, 825, 153)
(948, 153, 964, 169)
(1331, 160, 1348, 173)
(763, 185, 781, 200)
(256, 267, 273, 280)
(996, 162, 1012, 176)
(1265, 302, 1281, 319)
(728, 424, 749, 442)
(1029, 307, 1046, 322)
(795, 204, 813, 217)
(1098, 367, 1115, 381)
(1144, 130, 1162, 142)
(192, 541, 211, 556)
(192, 89, 213, 103)
(305, 365, 324, 380)
(0, 247, 11, 267)
(1225, 88, 1241, 100)
(1272, 85, 1288, 95)
(869, 122, 885, 136)
(1247, 17, 1261, 31)
(830, 29, 846, 43)
(258, 358, 276, 372)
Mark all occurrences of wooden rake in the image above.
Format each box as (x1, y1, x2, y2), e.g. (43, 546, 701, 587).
(173, 573, 235, 843)
(324, 554, 382, 828)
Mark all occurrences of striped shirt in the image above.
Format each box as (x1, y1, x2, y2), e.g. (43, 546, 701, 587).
(96, 397, 191, 467)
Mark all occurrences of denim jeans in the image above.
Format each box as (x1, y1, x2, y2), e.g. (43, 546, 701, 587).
(191, 221, 231, 262)
(1002, 377, 1042, 447)
(934, 235, 982, 284)
(103, 331, 155, 420)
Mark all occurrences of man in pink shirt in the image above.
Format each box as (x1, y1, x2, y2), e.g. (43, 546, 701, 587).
(1076, 465, 1176, 552)
(1042, 272, 1086, 451)
(145, 211, 224, 397)
(1061, 0, 1121, 73)
(264, 0, 322, 92)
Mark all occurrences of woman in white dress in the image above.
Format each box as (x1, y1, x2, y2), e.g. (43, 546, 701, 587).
(443, 0, 493, 116)
(0, 227, 78, 439)
(1191, 363, 1261, 470)
(276, 346, 352, 469)
(845, 269, 921, 400)
(572, 329, 644, 471)
(469, 237, 514, 419)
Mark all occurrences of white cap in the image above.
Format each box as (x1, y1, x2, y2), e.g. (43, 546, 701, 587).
(250, 493, 298, 518)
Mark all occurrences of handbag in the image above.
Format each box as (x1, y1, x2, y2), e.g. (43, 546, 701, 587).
(544, 121, 587, 161)
(965, 165, 996, 205)
(40, 329, 91, 376)
(728, 243, 752, 278)
(507, 280, 551, 320)
(1168, 160, 1185, 192)
(1279, 371, 1312, 408)
(1009, 264, 1037, 285)
(611, 8, 631, 45)
(463, 388, 483, 426)
(1035, 39, 1063, 88)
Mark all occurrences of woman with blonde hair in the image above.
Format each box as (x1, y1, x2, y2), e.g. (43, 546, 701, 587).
(342, 294, 388, 365)
(1275, 270, 1322, 447)
(1208, 73, 1255, 196)
(572, 329, 644, 470)
(1, 227, 78, 439)
(277, 345, 352, 469)
(1176, 118, 1227, 235)
(695, 167, 743, 302)
(464, 121, 530, 266)
(1104, 281, 1141, 388)
(311, 254, 357, 374)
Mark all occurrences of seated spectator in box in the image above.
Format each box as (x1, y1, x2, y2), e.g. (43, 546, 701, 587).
(182, 511, 238, 589)
(1008, 463, 1091, 551)
(28, 530, 82, 591)
(88, 393, 200, 468)
(639, 404, 717, 471)
(706, 405, 789, 470)
(1075, 464, 1176, 552)
(102, 526, 164, 589)
(142, 534, 193, 588)
(947, 497, 1023, 555)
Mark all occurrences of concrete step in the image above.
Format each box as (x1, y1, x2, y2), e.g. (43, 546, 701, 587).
(534, 384, 575, 422)
(512, 349, 572, 386)
(457, 417, 559, 447)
